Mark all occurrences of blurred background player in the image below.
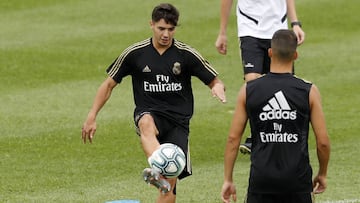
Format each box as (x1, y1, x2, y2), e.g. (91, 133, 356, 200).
(215, 0, 305, 154)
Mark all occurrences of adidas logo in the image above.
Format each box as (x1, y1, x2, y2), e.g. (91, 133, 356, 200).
(259, 91, 297, 121)
(142, 65, 151, 73)
(244, 62, 254, 68)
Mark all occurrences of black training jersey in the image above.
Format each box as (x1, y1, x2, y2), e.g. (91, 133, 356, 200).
(106, 38, 217, 125)
(246, 72, 313, 194)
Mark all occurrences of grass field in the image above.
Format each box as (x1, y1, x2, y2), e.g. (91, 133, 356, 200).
(1, 0, 359, 202)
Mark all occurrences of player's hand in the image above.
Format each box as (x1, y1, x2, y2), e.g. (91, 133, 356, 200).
(221, 181, 237, 203)
(313, 175, 327, 194)
(215, 34, 228, 55)
(81, 117, 96, 144)
(293, 26, 305, 45)
(211, 81, 227, 103)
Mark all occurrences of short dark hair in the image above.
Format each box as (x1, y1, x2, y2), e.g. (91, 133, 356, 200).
(152, 3, 179, 26)
(271, 29, 298, 61)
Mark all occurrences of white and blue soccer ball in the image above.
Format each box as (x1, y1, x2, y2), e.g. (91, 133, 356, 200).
(148, 143, 186, 178)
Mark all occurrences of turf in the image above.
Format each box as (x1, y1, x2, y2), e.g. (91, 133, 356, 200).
(1, 0, 359, 202)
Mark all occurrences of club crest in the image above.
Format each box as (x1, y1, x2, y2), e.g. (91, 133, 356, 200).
(172, 62, 181, 75)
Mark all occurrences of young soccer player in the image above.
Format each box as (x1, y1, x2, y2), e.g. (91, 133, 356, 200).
(82, 3, 226, 203)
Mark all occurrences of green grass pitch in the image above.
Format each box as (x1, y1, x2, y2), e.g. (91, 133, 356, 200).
(1, 0, 359, 202)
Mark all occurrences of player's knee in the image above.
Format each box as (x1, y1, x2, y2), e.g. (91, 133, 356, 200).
(138, 114, 159, 135)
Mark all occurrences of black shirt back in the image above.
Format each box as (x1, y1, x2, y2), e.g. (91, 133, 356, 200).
(246, 72, 313, 193)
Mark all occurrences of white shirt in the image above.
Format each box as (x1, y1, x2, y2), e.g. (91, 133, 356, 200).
(236, 0, 288, 39)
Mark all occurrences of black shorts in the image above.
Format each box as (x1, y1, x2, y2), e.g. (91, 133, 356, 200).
(134, 111, 192, 179)
(239, 36, 271, 75)
(239, 36, 296, 75)
(245, 192, 314, 203)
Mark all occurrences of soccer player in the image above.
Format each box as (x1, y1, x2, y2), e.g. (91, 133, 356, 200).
(215, 0, 305, 154)
(221, 29, 330, 203)
(81, 3, 226, 203)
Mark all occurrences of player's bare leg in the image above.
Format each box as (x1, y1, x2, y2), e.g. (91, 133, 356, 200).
(138, 114, 160, 158)
(138, 114, 177, 202)
(156, 177, 177, 203)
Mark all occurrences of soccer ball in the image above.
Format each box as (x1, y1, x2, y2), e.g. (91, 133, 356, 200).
(148, 143, 186, 178)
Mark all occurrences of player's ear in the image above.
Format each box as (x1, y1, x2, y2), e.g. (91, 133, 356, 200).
(268, 48, 273, 58)
(293, 51, 298, 60)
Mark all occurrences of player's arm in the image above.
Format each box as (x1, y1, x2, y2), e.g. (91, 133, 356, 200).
(82, 77, 118, 143)
(309, 84, 331, 193)
(286, 0, 305, 45)
(208, 77, 227, 103)
(215, 0, 234, 54)
(221, 84, 247, 203)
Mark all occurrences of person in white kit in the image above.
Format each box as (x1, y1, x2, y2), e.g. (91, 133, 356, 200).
(215, 0, 305, 154)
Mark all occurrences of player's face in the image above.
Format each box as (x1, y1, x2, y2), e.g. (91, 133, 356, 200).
(151, 19, 176, 48)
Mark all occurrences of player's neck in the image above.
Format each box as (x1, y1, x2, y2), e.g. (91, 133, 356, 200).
(270, 61, 293, 74)
(152, 39, 172, 55)
(154, 47, 169, 55)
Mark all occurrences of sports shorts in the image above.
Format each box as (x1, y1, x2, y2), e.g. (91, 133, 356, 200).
(239, 36, 271, 75)
(245, 192, 314, 203)
(239, 36, 296, 76)
(134, 111, 192, 180)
